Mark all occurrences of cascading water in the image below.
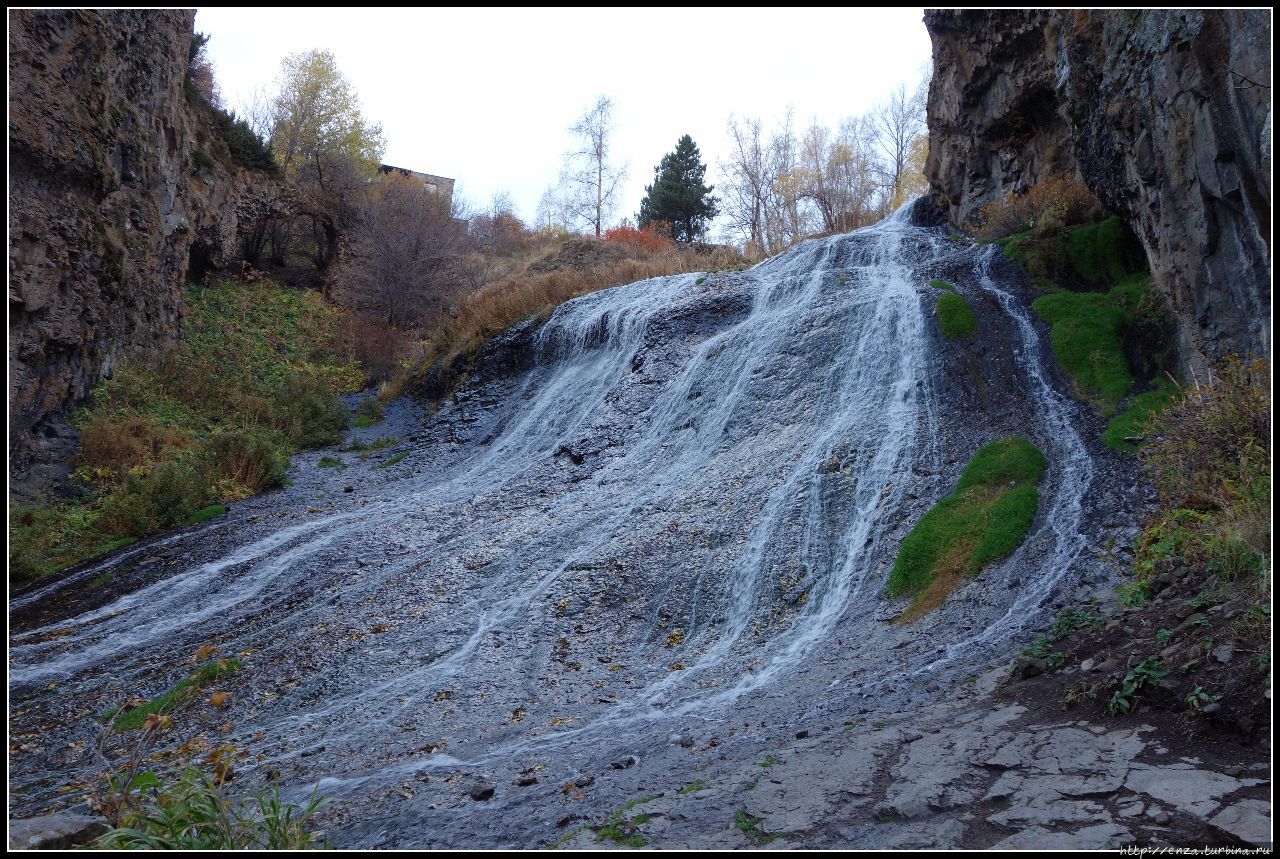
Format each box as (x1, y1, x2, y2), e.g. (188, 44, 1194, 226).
(8, 203, 1130, 844)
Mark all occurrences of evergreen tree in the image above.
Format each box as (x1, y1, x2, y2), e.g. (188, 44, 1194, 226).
(638, 135, 718, 243)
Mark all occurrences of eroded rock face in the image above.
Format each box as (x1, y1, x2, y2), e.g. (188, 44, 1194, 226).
(925, 9, 1271, 366)
(7, 10, 284, 494)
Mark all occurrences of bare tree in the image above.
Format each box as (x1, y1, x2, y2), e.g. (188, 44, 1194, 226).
(720, 114, 771, 255)
(336, 173, 465, 328)
(535, 185, 572, 233)
(237, 83, 277, 143)
(874, 81, 928, 209)
(766, 107, 810, 249)
(561, 96, 627, 237)
(801, 114, 885, 233)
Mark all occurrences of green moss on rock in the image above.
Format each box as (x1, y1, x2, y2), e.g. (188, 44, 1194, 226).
(936, 292, 977, 338)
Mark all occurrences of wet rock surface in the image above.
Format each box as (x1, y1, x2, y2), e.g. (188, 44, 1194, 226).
(10, 216, 1184, 848)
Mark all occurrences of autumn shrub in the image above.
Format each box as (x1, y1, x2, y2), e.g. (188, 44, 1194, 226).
(75, 414, 195, 485)
(331, 311, 419, 384)
(604, 222, 676, 254)
(202, 429, 289, 496)
(975, 174, 1102, 242)
(269, 373, 349, 448)
(9, 502, 136, 584)
(352, 395, 385, 428)
(100, 462, 209, 538)
(10, 279, 365, 581)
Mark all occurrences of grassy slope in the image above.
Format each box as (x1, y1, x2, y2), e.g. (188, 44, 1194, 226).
(10, 280, 363, 584)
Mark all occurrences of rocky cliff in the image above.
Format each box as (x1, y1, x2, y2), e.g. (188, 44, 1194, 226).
(8, 9, 281, 494)
(925, 9, 1271, 366)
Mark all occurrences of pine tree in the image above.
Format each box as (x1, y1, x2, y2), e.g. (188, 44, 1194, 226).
(638, 135, 718, 243)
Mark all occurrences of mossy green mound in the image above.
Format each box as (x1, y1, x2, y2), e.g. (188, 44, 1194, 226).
(1031, 274, 1151, 412)
(936, 292, 977, 338)
(887, 436, 1047, 619)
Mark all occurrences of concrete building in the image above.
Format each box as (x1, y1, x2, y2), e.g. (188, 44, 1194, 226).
(378, 164, 454, 209)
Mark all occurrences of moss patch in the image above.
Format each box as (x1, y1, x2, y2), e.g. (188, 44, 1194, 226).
(1066, 217, 1134, 284)
(1103, 379, 1181, 453)
(375, 451, 409, 470)
(929, 279, 956, 291)
(936, 292, 977, 338)
(185, 504, 226, 525)
(1002, 217, 1144, 289)
(104, 658, 242, 731)
(887, 437, 1046, 619)
(1031, 274, 1151, 412)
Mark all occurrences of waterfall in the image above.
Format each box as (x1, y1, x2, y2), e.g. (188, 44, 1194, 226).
(9, 206, 1115, 823)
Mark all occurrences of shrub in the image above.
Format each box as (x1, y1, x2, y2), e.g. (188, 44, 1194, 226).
(9, 502, 135, 584)
(202, 429, 289, 495)
(93, 768, 325, 850)
(100, 462, 209, 537)
(604, 222, 676, 254)
(975, 174, 1102, 242)
(353, 396, 385, 428)
(331, 312, 418, 384)
(1142, 357, 1269, 512)
(75, 414, 194, 484)
(1133, 358, 1269, 591)
(270, 374, 349, 448)
(12, 279, 364, 581)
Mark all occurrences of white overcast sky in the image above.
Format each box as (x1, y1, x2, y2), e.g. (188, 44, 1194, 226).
(197, 7, 931, 227)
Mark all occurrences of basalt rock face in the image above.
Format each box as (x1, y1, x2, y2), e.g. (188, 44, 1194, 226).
(925, 9, 1271, 366)
(8, 9, 284, 494)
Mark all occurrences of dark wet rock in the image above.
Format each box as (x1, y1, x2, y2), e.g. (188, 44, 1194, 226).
(8, 812, 109, 850)
(514, 774, 538, 787)
(469, 784, 494, 802)
(573, 774, 595, 788)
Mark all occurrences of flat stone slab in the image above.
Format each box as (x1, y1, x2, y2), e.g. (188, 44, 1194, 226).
(1208, 799, 1271, 847)
(991, 822, 1133, 849)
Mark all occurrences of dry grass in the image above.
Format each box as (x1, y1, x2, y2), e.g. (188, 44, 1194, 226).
(416, 242, 745, 391)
